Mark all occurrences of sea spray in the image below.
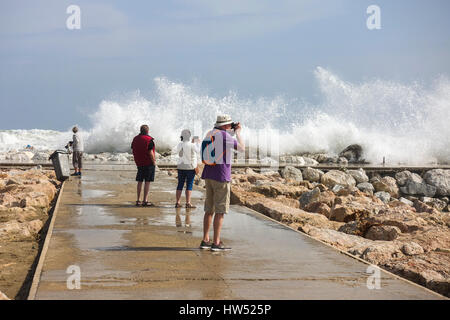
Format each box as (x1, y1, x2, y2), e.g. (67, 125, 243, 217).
(1, 67, 449, 164)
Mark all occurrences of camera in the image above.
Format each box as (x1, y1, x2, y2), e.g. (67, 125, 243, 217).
(231, 122, 239, 130)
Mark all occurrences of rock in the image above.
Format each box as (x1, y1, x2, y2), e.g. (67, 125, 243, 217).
(401, 242, 424, 256)
(299, 188, 320, 208)
(375, 191, 391, 203)
(0, 291, 10, 300)
(362, 207, 428, 233)
(372, 176, 399, 198)
(303, 157, 319, 166)
(339, 144, 363, 162)
(421, 197, 446, 211)
(357, 182, 375, 195)
(280, 166, 303, 182)
(337, 157, 348, 165)
(423, 169, 450, 196)
(6, 178, 21, 186)
(332, 184, 345, 193)
(251, 184, 308, 199)
(304, 202, 332, 219)
(299, 225, 373, 252)
(399, 197, 414, 207)
(395, 171, 423, 187)
(338, 221, 360, 236)
(347, 168, 369, 184)
(400, 181, 437, 197)
(413, 200, 439, 214)
(320, 170, 356, 189)
(0, 220, 32, 238)
(365, 225, 401, 241)
(302, 167, 324, 182)
(27, 219, 44, 235)
(332, 206, 357, 222)
(231, 187, 340, 230)
(361, 242, 403, 264)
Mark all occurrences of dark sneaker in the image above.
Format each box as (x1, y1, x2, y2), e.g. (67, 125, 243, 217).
(210, 242, 231, 252)
(199, 240, 212, 250)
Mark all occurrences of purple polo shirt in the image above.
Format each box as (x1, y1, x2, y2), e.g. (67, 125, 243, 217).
(201, 129, 238, 182)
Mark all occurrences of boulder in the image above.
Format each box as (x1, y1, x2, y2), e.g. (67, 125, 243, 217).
(421, 197, 446, 211)
(413, 200, 439, 214)
(27, 219, 44, 235)
(251, 184, 308, 199)
(361, 207, 428, 233)
(423, 169, 450, 196)
(347, 168, 369, 184)
(339, 144, 363, 162)
(365, 225, 401, 241)
(331, 206, 357, 222)
(399, 197, 414, 207)
(395, 171, 423, 187)
(375, 191, 391, 203)
(299, 188, 320, 208)
(302, 167, 324, 182)
(338, 157, 348, 165)
(0, 220, 32, 238)
(304, 202, 332, 219)
(400, 181, 437, 197)
(338, 221, 360, 236)
(372, 176, 399, 198)
(332, 184, 345, 193)
(299, 225, 373, 252)
(361, 242, 403, 264)
(401, 242, 424, 256)
(321, 170, 356, 189)
(357, 182, 375, 195)
(231, 187, 340, 230)
(280, 166, 303, 182)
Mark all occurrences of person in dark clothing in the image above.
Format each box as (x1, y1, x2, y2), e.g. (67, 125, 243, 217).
(131, 125, 156, 207)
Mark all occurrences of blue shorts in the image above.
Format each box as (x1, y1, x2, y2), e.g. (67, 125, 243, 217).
(177, 169, 196, 191)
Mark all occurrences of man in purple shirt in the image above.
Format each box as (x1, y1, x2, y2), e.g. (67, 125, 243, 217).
(200, 115, 245, 251)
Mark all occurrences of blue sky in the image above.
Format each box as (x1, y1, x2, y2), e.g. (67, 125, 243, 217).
(1, 0, 449, 130)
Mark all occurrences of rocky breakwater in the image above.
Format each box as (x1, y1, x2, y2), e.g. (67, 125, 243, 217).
(0, 168, 61, 299)
(230, 165, 450, 297)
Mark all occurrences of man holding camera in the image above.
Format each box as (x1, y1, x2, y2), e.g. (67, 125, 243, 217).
(200, 115, 245, 251)
(71, 126, 84, 176)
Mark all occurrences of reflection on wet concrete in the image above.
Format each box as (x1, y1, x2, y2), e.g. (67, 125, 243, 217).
(34, 170, 444, 300)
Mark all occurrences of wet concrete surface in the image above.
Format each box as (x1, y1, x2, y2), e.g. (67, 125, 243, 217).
(33, 170, 443, 299)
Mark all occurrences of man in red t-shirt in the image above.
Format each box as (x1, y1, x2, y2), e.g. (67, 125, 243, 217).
(131, 125, 156, 206)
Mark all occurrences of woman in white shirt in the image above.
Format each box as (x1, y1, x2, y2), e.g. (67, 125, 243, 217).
(175, 129, 200, 208)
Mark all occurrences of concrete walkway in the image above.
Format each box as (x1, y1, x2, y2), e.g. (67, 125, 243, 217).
(32, 170, 443, 299)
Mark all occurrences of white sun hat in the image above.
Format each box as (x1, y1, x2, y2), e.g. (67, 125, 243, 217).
(214, 114, 233, 127)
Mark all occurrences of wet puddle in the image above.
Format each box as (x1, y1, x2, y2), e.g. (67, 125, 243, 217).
(63, 229, 130, 251)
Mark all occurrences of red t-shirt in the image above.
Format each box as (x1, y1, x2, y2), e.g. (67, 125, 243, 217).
(131, 134, 155, 167)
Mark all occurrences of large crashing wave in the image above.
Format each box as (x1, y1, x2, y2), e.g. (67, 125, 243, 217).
(1, 67, 449, 164)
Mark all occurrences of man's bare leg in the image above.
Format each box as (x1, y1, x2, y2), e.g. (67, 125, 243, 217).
(143, 181, 151, 202)
(213, 213, 224, 245)
(203, 212, 214, 242)
(137, 181, 143, 202)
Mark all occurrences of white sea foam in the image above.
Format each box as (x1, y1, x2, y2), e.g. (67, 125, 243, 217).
(1, 67, 449, 164)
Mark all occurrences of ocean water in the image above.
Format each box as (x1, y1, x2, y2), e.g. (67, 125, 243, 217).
(1, 67, 449, 165)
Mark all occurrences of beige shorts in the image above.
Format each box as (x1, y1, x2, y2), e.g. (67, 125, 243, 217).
(72, 151, 83, 169)
(204, 179, 231, 214)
